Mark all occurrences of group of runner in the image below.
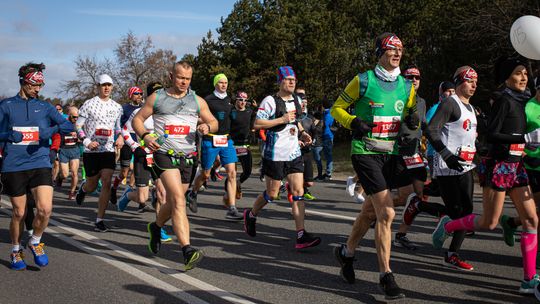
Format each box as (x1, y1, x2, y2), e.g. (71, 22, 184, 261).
(1, 31, 540, 301)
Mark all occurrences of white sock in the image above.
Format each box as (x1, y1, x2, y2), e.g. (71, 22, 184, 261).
(29, 235, 41, 246)
(12, 244, 20, 252)
(96, 218, 103, 224)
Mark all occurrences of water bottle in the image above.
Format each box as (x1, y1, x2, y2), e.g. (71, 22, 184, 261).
(155, 133, 168, 145)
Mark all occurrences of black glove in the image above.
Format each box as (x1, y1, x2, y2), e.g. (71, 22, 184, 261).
(8, 130, 23, 143)
(443, 154, 465, 172)
(350, 117, 376, 139)
(404, 112, 420, 130)
(133, 147, 147, 159)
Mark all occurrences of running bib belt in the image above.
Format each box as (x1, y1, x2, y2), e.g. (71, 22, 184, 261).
(212, 135, 228, 147)
(403, 153, 424, 169)
(352, 70, 410, 155)
(235, 146, 249, 156)
(13, 126, 39, 145)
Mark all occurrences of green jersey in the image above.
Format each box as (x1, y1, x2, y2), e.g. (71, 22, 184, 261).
(525, 97, 540, 171)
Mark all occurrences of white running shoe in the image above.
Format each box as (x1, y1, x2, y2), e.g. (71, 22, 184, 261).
(346, 176, 356, 197)
(354, 193, 365, 203)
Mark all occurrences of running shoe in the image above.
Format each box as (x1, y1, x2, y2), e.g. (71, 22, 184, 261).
(27, 242, 49, 267)
(147, 222, 161, 254)
(279, 182, 286, 193)
(68, 191, 76, 201)
(55, 177, 63, 188)
(10, 249, 26, 271)
(379, 272, 405, 300)
(76, 181, 87, 206)
(184, 248, 204, 271)
(323, 174, 332, 181)
(403, 193, 421, 226)
(236, 183, 242, 200)
(346, 176, 356, 197)
(186, 190, 198, 213)
(520, 274, 540, 294)
(354, 193, 365, 204)
(243, 209, 257, 237)
(295, 231, 321, 249)
(110, 186, 118, 205)
(534, 278, 540, 299)
(444, 253, 473, 271)
(94, 221, 109, 232)
(137, 204, 152, 213)
(313, 175, 324, 181)
(286, 183, 293, 203)
(215, 170, 224, 181)
(160, 228, 172, 242)
(210, 169, 217, 182)
(333, 244, 355, 284)
(432, 215, 451, 249)
(95, 180, 102, 194)
(393, 234, 417, 250)
(117, 186, 133, 212)
(499, 214, 516, 247)
(225, 206, 243, 221)
(303, 192, 315, 200)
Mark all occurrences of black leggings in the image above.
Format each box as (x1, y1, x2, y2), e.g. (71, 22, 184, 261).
(437, 171, 474, 253)
(237, 150, 253, 184)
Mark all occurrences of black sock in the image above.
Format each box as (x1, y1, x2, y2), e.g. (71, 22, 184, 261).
(182, 245, 194, 257)
(417, 201, 446, 218)
(395, 232, 406, 239)
(507, 217, 519, 229)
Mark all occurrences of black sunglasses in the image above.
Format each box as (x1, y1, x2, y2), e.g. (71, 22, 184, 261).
(132, 92, 142, 95)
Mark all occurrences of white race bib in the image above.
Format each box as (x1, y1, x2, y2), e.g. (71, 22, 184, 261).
(13, 126, 39, 145)
(213, 135, 228, 147)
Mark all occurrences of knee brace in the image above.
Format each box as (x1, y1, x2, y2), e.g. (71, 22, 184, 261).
(292, 195, 304, 202)
(263, 191, 274, 204)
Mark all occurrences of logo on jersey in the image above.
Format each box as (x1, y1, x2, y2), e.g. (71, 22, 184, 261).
(369, 100, 384, 108)
(394, 100, 404, 114)
(463, 119, 472, 131)
(289, 128, 296, 136)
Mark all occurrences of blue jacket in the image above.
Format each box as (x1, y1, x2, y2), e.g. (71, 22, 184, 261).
(0, 94, 74, 173)
(322, 109, 334, 140)
(425, 102, 440, 157)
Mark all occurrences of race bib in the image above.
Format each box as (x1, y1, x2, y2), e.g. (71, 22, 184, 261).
(165, 124, 190, 139)
(458, 146, 476, 164)
(95, 126, 112, 139)
(235, 146, 249, 156)
(509, 143, 525, 156)
(403, 153, 424, 169)
(145, 151, 154, 167)
(64, 135, 77, 146)
(213, 135, 228, 147)
(13, 126, 39, 145)
(371, 116, 400, 138)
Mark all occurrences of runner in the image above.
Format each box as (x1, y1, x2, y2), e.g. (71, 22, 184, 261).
(188, 73, 243, 220)
(394, 66, 446, 250)
(295, 88, 317, 200)
(0, 62, 74, 270)
(243, 66, 321, 250)
(431, 60, 540, 294)
(229, 91, 256, 200)
(57, 106, 81, 200)
(133, 60, 218, 270)
(110, 86, 143, 204)
(75, 74, 124, 232)
(330, 33, 417, 299)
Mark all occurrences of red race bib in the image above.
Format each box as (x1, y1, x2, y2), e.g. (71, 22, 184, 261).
(403, 153, 424, 169)
(458, 146, 476, 164)
(165, 124, 190, 139)
(13, 126, 39, 145)
(509, 143, 525, 156)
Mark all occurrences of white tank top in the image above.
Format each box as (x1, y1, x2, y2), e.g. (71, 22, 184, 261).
(433, 95, 477, 177)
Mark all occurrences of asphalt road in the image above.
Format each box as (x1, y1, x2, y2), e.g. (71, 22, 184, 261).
(0, 174, 538, 304)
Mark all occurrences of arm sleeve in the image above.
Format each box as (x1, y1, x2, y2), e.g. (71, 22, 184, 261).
(76, 102, 88, 138)
(425, 99, 460, 157)
(256, 96, 276, 120)
(330, 75, 361, 129)
(121, 113, 139, 150)
(50, 133, 61, 150)
(486, 99, 524, 144)
(114, 108, 123, 136)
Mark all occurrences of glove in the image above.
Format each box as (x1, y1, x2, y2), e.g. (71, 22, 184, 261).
(443, 154, 465, 172)
(8, 130, 23, 143)
(524, 128, 540, 144)
(133, 147, 147, 159)
(404, 112, 420, 130)
(350, 117, 376, 139)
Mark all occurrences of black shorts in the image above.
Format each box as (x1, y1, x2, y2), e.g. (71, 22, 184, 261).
(262, 156, 304, 181)
(83, 152, 116, 177)
(120, 144, 133, 168)
(152, 152, 195, 184)
(1, 168, 53, 197)
(302, 150, 314, 182)
(527, 169, 540, 194)
(352, 154, 411, 195)
(133, 147, 159, 187)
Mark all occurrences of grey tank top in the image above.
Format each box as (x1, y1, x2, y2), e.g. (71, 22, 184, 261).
(153, 89, 200, 154)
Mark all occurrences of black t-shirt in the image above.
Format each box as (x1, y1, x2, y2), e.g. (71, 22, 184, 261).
(230, 108, 254, 145)
(204, 93, 232, 135)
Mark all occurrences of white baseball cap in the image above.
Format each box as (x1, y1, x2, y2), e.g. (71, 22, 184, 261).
(98, 74, 113, 85)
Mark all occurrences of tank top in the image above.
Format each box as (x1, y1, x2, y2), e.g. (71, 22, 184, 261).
(152, 89, 199, 154)
(433, 95, 477, 177)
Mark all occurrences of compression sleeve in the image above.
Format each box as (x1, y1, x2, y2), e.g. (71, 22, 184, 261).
(121, 116, 139, 150)
(331, 75, 360, 129)
(425, 99, 461, 156)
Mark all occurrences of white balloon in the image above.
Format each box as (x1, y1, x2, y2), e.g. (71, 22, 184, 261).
(510, 15, 540, 60)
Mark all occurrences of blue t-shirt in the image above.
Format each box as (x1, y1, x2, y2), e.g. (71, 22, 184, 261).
(322, 109, 334, 140)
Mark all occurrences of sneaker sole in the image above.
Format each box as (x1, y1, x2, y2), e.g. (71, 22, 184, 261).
(393, 240, 417, 251)
(378, 285, 406, 300)
(402, 194, 416, 226)
(161, 238, 173, 242)
(225, 216, 244, 221)
(519, 287, 535, 294)
(432, 217, 450, 249)
(442, 260, 474, 271)
(333, 246, 355, 284)
(185, 251, 203, 271)
(295, 238, 321, 249)
(243, 210, 256, 237)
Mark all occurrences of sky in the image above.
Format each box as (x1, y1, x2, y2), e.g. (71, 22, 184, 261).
(0, 0, 238, 99)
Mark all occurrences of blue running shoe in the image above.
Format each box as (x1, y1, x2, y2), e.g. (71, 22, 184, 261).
(117, 186, 133, 212)
(432, 216, 451, 249)
(160, 228, 172, 242)
(520, 274, 540, 294)
(10, 249, 26, 271)
(92, 180, 103, 195)
(28, 243, 49, 267)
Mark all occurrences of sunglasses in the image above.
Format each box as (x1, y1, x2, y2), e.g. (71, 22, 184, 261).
(406, 76, 420, 80)
(132, 92, 142, 96)
(237, 98, 247, 102)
